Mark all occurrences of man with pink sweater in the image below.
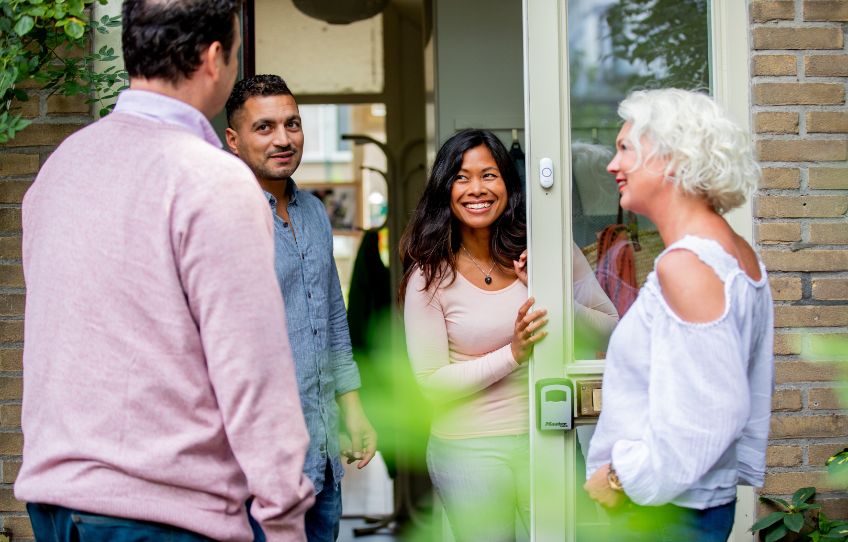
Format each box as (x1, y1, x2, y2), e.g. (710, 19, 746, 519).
(14, 1, 314, 540)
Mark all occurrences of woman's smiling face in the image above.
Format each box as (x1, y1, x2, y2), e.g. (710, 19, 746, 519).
(607, 122, 670, 216)
(450, 144, 508, 233)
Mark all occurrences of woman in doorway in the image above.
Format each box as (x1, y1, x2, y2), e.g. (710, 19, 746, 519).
(584, 89, 773, 542)
(399, 129, 547, 541)
(400, 129, 618, 540)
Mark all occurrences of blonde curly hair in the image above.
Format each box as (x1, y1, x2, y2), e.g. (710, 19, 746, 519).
(618, 88, 760, 214)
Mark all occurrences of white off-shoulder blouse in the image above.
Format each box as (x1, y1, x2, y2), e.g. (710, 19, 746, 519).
(586, 235, 774, 510)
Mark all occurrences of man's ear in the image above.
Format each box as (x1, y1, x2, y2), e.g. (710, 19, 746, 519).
(201, 40, 225, 81)
(225, 127, 239, 154)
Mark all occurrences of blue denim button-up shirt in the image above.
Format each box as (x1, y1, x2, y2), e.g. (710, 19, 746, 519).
(264, 181, 361, 493)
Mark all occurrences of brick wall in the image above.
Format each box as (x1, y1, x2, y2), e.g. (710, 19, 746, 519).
(0, 83, 90, 538)
(752, 0, 848, 522)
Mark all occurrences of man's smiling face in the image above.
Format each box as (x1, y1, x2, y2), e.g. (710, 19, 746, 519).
(226, 94, 304, 182)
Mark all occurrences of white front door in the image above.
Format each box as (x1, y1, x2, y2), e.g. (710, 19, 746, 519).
(523, 1, 755, 540)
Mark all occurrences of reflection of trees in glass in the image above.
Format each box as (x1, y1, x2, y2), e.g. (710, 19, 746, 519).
(605, 0, 709, 91)
(567, 0, 624, 143)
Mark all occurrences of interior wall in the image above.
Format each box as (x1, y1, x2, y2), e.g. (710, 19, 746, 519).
(254, 0, 384, 95)
(432, 0, 524, 148)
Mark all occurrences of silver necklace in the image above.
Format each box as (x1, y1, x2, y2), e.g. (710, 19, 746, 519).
(461, 245, 496, 285)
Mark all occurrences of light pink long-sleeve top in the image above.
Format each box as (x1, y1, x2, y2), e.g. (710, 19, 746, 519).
(403, 269, 528, 438)
(15, 91, 314, 541)
(403, 248, 618, 439)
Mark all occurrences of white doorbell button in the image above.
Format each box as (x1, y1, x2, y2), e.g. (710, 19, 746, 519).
(539, 158, 554, 189)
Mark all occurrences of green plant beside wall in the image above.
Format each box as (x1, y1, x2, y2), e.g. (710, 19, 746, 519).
(1, 0, 128, 142)
(751, 449, 848, 542)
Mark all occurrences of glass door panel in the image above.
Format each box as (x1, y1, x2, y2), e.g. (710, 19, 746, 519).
(563, 1, 713, 540)
(568, 0, 711, 365)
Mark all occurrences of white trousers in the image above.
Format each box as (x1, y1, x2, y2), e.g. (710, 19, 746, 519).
(427, 434, 530, 542)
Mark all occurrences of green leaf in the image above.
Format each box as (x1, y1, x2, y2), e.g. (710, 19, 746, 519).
(807, 335, 848, 362)
(761, 496, 792, 509)
(765, 523, 789, 542)
(0, 69, 18, 96)
(63, 19, 84, 39)
(825, 448, 848, 465)
(0, 112, 32, 143)
(67, 0, 85, 17)
(14, 115, 31, 131)
(784, 512, 804, 533)
(792, 487, 816, 506)
(752, 512, 787, 532)
(765, 524, 789, 542)
(14, 15, 36, 36)
(826, 449, 848, 477)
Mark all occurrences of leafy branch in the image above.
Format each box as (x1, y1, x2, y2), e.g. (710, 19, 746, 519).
(1, 0, 128, 143)
(827, 448, 848, 490)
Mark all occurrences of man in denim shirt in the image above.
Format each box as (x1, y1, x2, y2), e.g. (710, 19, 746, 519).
(225, 75, 377, 542)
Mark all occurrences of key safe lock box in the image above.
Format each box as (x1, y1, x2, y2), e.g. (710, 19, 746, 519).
(536, 378, 603, 432)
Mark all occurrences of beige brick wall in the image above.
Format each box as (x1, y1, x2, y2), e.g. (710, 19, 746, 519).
(0, 81, 90, 538)
(752, 0, 848, 521)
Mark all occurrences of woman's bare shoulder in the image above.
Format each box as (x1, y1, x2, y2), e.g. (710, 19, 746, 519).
(656, 249, 725, 323)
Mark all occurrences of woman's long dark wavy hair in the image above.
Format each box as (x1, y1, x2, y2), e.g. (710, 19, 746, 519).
(398, 129, 526, 304)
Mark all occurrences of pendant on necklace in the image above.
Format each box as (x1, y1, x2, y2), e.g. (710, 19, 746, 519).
(485, 275, 492, 285)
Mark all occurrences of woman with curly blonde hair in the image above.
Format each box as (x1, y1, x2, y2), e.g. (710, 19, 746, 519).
(584, 89, 773, 542)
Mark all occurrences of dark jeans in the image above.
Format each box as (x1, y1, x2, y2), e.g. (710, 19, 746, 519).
(608, 499, 736, 542)
(250, 461, 341, 542)
(27, 503, 213, 542)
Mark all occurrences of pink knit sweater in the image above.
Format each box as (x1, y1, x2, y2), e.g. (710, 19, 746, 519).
(15, 111, 314, 541)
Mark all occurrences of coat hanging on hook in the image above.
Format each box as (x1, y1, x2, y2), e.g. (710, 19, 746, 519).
(509, 129, 526, 191)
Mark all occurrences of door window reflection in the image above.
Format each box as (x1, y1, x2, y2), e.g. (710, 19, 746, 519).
(568, 2, 712, 539)
(568, 0, 710, 361)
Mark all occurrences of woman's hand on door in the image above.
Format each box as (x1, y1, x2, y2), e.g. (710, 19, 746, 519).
(513, 250, 528, 285)
(511, 296, 547, 364)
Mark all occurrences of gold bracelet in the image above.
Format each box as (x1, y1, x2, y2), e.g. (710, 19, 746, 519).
(607, 465, 623, 491)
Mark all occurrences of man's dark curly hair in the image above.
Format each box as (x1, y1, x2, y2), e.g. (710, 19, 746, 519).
(122, 0, 241, 83)
(225, 74, 295, 128)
